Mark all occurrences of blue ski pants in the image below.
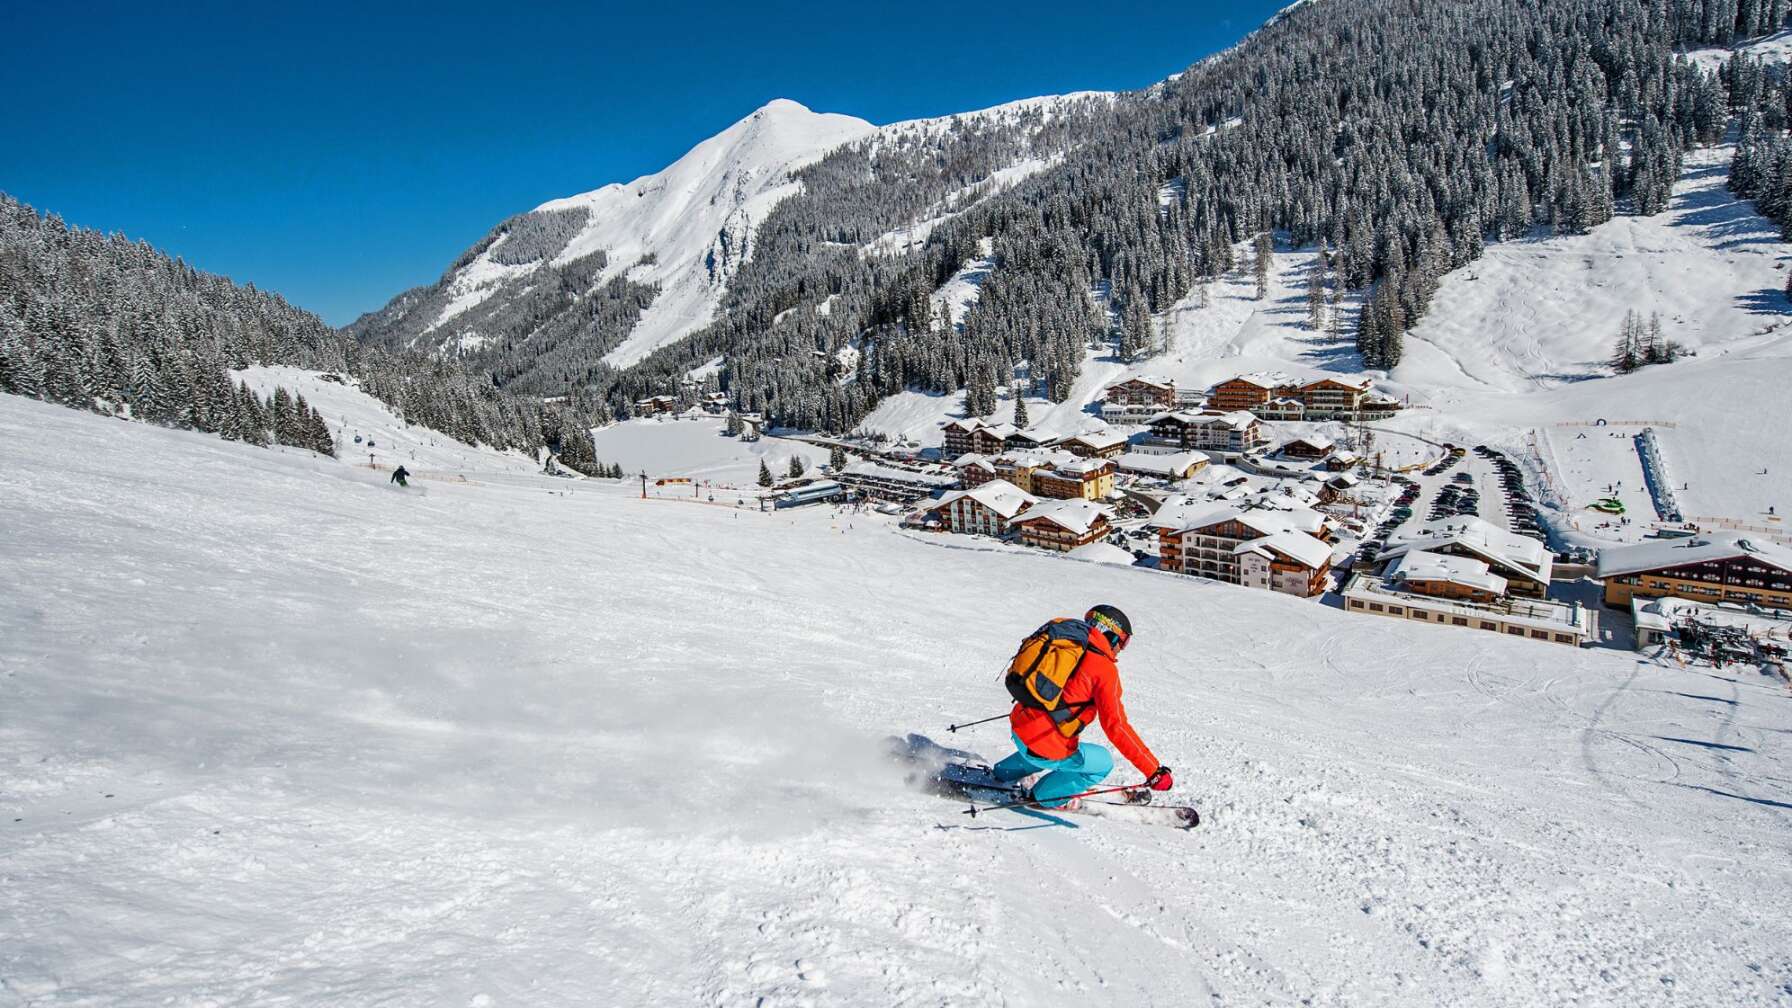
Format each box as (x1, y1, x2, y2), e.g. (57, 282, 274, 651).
(991, 733, 1113, 807)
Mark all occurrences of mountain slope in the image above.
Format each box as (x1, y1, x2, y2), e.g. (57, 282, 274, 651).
(346, 100, 878, 379)
(5, 391, 1791, 1005)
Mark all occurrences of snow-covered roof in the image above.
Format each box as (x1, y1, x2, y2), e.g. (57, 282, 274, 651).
(1596, 533, 1792, 580)
(1116, 451, 1206, 477)
(1327, 472, 1362, 488)
(1631, 593, 1792, 636)
(1109, 374, 1175, 390)
(1300, 376, 1372, 392)
(840, 459, 958, 487)
(1003, 426, 1053, 444)
(1284, 434, 1336, 452)
(1153, 409, 1259, 431)
(1234, 530, 1334, 570)
(952, 452, 995, 473)
(943, 417, 985, 433)
(1220, 371, 1295, 390)
(999, 448, 1080, 469)
(1050, 457, 1114, 478)
(1388, 549, 1509, 596)
(1382, 516, 1551, 583)
(937, 478, 1038, 520)
(1014, 498, 1114, 535)
(1199, 410, 1260, 431)
(1069, 430, 1129, 451)
(1149, 498, 1327, 538)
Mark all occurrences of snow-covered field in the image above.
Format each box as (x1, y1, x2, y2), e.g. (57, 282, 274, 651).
(234, 365, 540, 478)
(5, 391, 1792, 1006)
(588, 415, 829, 486)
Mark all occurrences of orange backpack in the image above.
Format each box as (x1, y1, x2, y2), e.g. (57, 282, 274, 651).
(1005, 619, 1096, 738)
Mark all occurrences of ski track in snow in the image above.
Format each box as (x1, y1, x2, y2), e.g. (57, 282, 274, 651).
(3, 392, 1792, 1006)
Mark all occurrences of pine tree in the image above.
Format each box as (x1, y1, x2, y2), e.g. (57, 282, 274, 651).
(1356, 299, 1384, 369)
(0, 329, 40, 397)
(1252, 233, 1273, 300)
(725, 410, 742, 436)
(271, 387, 296, 445)
(829, 444, 847, 470)
(1011, 385, 1030, 427)
(788, 455, 806, 479)
(1645, 313, 1672, 364)
(757, 459, 774, 487)
(1305, 265, 1326, 330)
(1611, 311, 1641, 373)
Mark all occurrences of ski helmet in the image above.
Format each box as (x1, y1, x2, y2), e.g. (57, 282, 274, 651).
(1085, 604, 1132, 649)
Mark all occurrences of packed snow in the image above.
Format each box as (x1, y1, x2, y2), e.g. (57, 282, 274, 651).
(587, 415, 829, 487)
(235, 365, 540, 477)
(5, 390, 1792, 1005)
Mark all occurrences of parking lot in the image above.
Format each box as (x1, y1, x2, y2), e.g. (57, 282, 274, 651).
(1351, 443, 1553, 570)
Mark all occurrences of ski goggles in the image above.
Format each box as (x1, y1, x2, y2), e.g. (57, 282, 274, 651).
(1089, 612, 1130, 651)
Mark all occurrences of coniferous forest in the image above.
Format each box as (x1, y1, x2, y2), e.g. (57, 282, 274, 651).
(0, 195, 609, 472)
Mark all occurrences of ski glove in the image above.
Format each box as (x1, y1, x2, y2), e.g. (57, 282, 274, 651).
(1147, 766, 1174, 791)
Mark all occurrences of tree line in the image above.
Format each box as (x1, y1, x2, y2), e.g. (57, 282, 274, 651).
(0, 193, 614, 474)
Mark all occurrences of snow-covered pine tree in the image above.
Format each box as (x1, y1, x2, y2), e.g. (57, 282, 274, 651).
(757, 459, 773, 487)
(829, 444, 847, 470)
(0, 327, 40, 398)
(1011, 385, 1030, 427)
(1611, 311, 1641, 373)
(788, 455, 805, 479)
(1252, 233, 1273, 299)
(1305, 265, 1326, 330)
(1356, 298, 1383, 369)
(270, 387, 296, 445)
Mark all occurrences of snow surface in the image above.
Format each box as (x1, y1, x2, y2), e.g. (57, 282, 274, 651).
(1685, 29, 1792, 72)
(588, 415, 829, 487)
(235, 365, 539, 476)
(6, 391, 1792, 1005)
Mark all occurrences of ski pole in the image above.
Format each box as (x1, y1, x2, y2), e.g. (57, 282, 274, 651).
(946, 712, 1008, 733)
(963, 781, 1147, 817)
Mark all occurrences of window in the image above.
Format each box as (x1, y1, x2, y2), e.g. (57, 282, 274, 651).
(1481, 621, 1497, 630)
(1387, 606, 1405, 616)
(1506, 627, 1524, 635)
(1453, 618, 1468, 626)
(1555, 634, 1575, 644)
(1369, 603, 1385, 612)
(1531, 630, 1549, 640)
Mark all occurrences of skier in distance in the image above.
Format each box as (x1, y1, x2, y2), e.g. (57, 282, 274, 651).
(391, 465, 410, 488)
(995, 604, 1172, 810)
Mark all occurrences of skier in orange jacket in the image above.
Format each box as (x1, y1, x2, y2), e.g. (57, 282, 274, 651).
(994, 605, 1172, 809)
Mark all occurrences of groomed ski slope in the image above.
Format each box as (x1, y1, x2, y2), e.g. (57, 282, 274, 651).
(3, 392, 1791, 1006)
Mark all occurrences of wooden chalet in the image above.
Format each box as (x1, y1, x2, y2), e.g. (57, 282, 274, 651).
(1597, 534, 1792, 611)
(1012, 499, 1115, 552)
(1104, 376, 1177, 409)
(1209, 372, 1298, 413)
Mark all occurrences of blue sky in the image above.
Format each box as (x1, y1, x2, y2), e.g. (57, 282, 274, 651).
(3, 1, 1287, 326)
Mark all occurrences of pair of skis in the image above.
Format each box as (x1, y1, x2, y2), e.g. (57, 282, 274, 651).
(888, 734, 1200, 830)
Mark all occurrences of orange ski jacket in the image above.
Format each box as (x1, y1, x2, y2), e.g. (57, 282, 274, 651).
(1009, 628, 1160, 776)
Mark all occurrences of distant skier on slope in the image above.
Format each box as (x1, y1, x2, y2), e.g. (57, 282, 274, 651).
(391, 465, 410, 488)
(994, 604, 1172, 811)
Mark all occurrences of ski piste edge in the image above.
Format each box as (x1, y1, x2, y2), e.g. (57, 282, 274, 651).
(886, 733, 1200, 831)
